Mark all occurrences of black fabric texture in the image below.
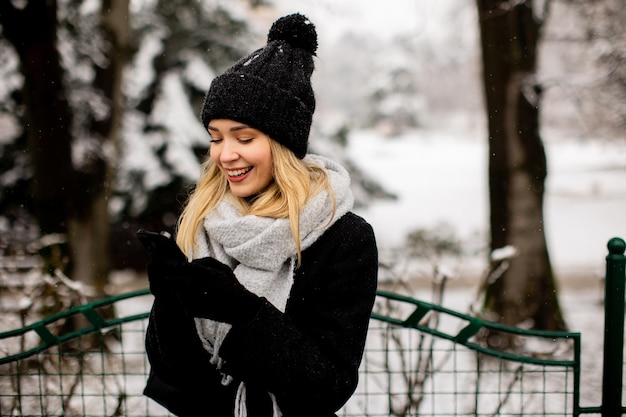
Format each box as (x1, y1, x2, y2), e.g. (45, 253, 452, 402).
(174, 257, 263, 325)
(139, 231, 263, 325)
(200, 13, 317, 159)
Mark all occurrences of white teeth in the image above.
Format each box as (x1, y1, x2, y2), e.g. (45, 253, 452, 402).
(227, 167, 251, 177)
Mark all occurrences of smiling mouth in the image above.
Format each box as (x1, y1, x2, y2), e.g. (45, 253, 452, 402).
(227, 167, 252, 177)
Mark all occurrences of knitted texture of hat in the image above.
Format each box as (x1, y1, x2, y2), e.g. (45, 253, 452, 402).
(201, 13, 317, 159)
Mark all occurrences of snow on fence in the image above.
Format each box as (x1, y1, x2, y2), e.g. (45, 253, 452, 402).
(0, 238, 624, 417)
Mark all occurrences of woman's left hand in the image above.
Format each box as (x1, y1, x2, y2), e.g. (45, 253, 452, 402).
(169, 257, 262, 325)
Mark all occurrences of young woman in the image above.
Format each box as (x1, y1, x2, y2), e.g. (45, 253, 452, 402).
(139, 13, 378, 417)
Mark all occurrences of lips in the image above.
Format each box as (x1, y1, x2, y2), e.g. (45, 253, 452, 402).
(226, 166, 252, 183)
(227, 167, 252, 177)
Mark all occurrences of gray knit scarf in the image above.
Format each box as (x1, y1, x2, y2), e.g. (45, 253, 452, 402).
(191, 154, 354, 417)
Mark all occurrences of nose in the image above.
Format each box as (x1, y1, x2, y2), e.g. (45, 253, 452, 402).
(219, 140, 239, 163)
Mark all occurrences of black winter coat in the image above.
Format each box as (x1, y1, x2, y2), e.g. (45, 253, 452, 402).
(144, 212, 378, 417)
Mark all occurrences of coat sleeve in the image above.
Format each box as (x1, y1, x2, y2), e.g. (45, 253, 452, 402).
(143, 295, 236, 416)
(144, 295, 212, 387)
(218, 213, 378, 416)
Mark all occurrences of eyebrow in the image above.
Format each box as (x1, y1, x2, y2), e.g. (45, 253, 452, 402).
(207, 124, 252, 132)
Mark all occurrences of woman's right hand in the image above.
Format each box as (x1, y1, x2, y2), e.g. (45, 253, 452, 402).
(137, 229, 188, 297)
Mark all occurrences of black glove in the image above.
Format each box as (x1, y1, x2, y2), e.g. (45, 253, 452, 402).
(172, 257, 262, 325)
(137, 229, 187, 297)
(137, 229, 261, 324)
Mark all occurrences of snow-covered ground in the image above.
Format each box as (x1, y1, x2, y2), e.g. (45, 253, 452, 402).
(348, 127, 626, 285)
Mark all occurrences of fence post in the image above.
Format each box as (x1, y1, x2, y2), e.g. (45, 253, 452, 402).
(601, 237, 626, 417)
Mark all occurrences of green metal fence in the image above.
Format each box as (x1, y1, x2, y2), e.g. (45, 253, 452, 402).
(0, 237, 624, 417)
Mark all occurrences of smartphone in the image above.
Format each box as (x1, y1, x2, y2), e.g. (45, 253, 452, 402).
(136, 229, 187, 262)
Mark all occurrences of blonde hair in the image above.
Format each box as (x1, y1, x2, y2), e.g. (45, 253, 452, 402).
(176, 139, 335, 265)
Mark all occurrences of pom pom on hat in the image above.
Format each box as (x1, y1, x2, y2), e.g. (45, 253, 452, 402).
(200, 13, 318, 159)
(268, 13, 318, 56)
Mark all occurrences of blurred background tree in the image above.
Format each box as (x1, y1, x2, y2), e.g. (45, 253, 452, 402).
(476, 0, 567, 334)
(543, 0, 626, 139)
(0, 0, 131, 296)
(475, 0, 626, 334)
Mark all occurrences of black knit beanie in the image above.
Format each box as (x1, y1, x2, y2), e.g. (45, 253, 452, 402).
(201, 13, 318, 159)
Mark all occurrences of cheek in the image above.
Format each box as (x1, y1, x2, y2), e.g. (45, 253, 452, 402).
(209, 147, 219, 163)
(254, 143, 273, 181)
(252, 158, 273, 190)
(261, 162, 274, 184)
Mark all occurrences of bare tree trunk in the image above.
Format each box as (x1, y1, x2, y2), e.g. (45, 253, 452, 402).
(0, 0, 75, 273)
(0, 0, 130, 297)
(67, 0, 130, 295)
(476, 0, 566, 334)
